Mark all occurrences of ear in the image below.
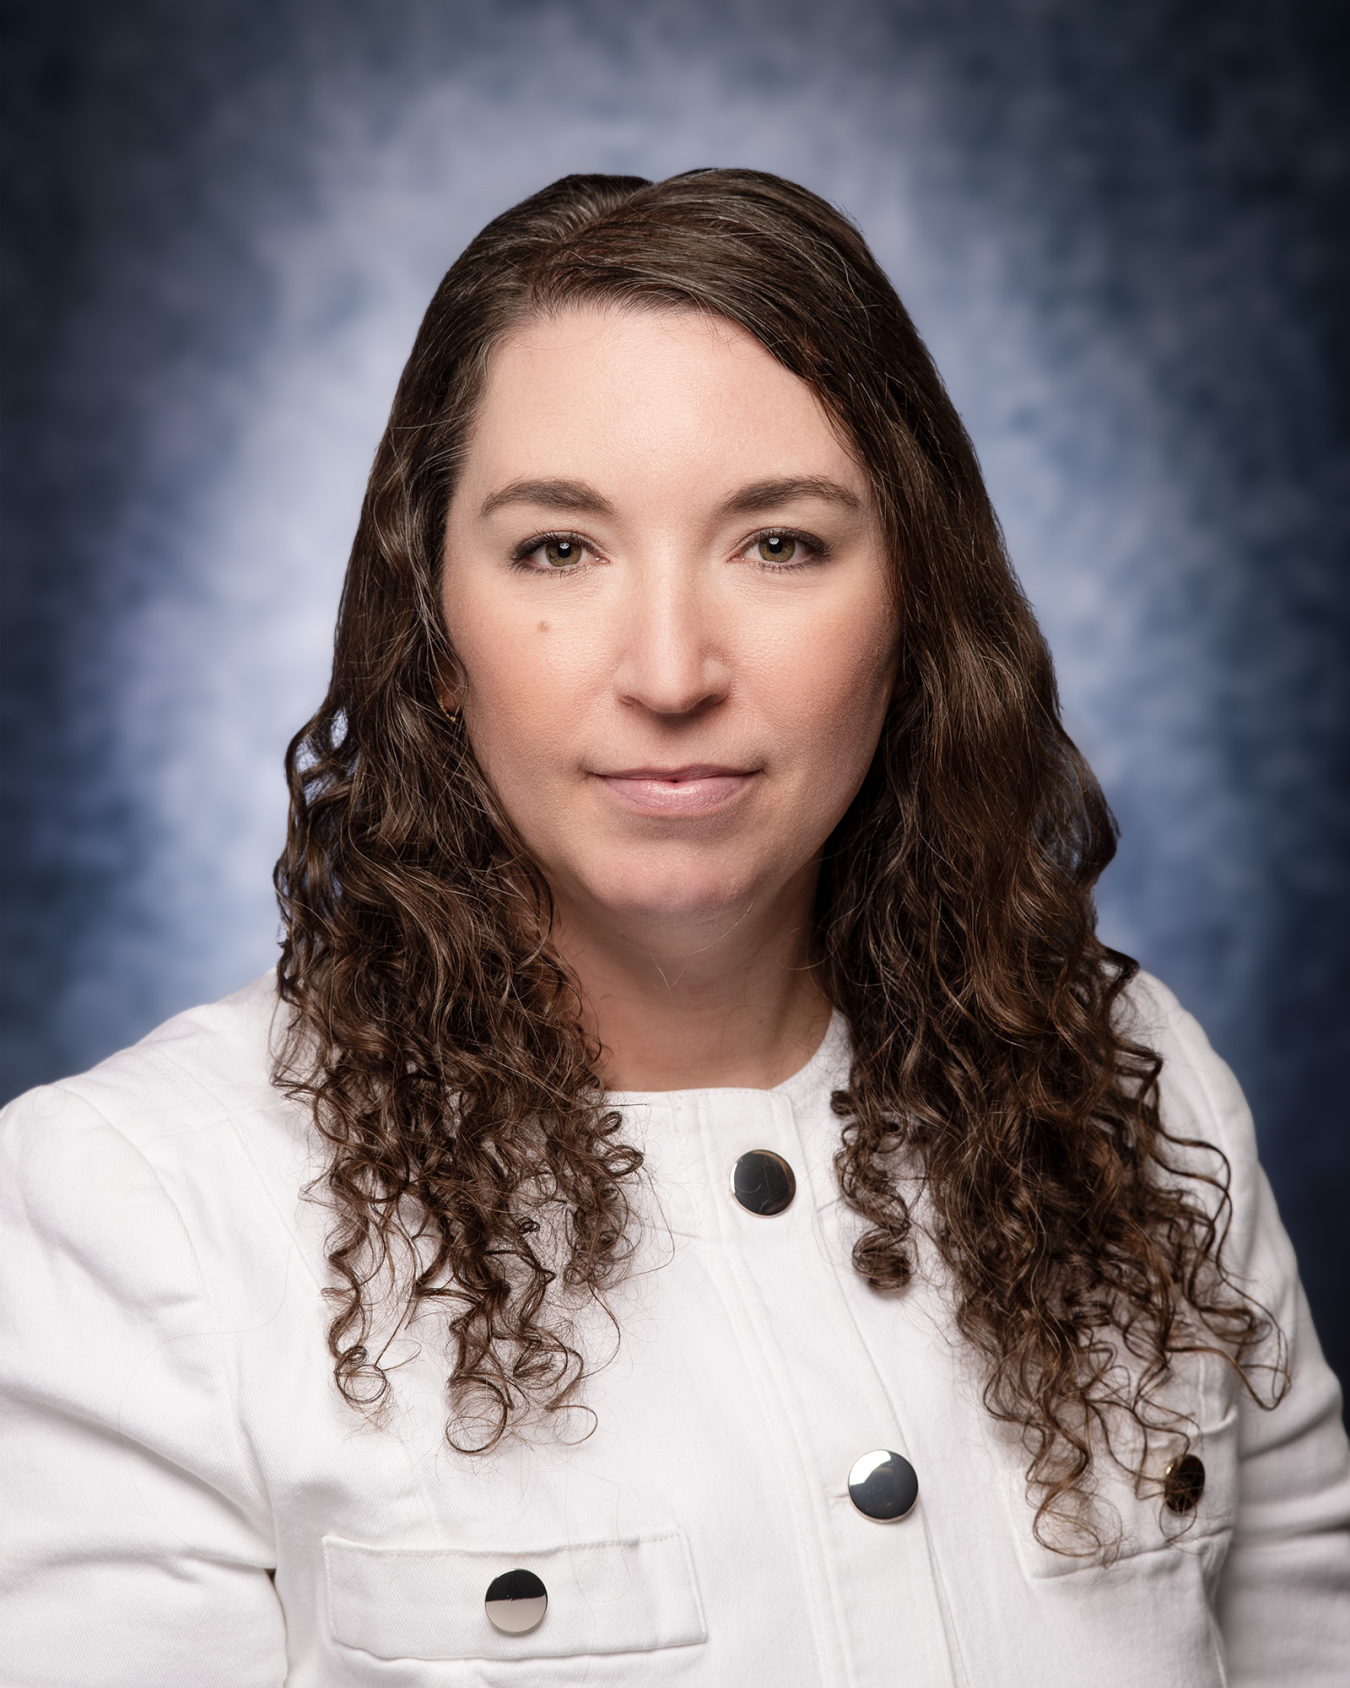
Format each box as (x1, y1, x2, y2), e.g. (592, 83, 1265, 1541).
(885, 627, 905, 706)
(433, 649, 465, 717)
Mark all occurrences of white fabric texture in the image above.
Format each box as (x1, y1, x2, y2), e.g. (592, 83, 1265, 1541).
(0, 971, 1346, 1686)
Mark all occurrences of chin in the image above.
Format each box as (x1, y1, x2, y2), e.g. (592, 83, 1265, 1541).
(578, 857, 770, 931)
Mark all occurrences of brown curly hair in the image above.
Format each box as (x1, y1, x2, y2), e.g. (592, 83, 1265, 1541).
(274, 169, 1280, 1553)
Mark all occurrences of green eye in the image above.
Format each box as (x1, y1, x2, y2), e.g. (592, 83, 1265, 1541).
(543, 538, 581, 567)
(757, 534, 797, 564)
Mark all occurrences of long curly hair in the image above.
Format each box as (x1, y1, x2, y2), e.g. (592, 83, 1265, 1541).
(274, 169, 1279, 1552)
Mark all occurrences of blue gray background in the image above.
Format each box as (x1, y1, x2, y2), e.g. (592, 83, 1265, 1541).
(3, 1, 1347, 1385)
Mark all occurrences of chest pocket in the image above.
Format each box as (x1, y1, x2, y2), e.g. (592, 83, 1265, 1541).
(324, 1530, 707, 1661)
(1005, 1354, 1241, 1583)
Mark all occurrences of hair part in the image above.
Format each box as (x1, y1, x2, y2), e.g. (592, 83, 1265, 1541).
(274, 169, 1281, 1551)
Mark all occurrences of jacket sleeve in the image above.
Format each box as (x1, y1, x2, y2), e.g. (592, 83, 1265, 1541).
(0, 1083, 287, 1688)
(1158, 997, 1350, 1688)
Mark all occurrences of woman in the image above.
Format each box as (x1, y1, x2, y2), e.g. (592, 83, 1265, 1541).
(2, 170, 1346, 1686)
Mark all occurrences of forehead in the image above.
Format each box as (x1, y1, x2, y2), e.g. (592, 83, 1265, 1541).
(461, 304, 863, 494)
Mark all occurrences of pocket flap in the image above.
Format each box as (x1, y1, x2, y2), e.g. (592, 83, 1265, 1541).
(324, 1530, 707, 1661)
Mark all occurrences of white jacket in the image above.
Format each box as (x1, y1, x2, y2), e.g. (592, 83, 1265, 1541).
(0, 972, 1346, 1687)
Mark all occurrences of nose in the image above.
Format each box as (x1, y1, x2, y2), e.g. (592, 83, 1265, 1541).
(613, 553, 729, 719)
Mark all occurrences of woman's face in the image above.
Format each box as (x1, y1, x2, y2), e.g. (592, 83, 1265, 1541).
(442, 306, 898, 944)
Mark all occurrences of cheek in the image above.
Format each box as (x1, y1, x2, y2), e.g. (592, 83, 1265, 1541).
(766, 604, 896, 775)
(446, 595, 598, 803)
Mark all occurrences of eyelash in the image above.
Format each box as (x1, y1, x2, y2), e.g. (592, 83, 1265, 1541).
(746, 528, 829, 570)
(510, 531, 594, 572)
(510, 527, 830, 573)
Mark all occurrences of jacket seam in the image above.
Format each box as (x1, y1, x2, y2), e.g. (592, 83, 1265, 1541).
(55, 1089, 278, 1544)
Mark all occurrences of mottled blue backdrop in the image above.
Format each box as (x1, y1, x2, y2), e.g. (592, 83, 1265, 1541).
(3, 1, 1347, 1383)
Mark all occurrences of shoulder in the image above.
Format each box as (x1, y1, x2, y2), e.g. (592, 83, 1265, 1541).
(0, 973, 315, 1294)
(5, 970, 287, 1139)
(1116, 969, 1254, 1153)
(1115, 968, 1267, 1268)
(1, 970, 295, 1150)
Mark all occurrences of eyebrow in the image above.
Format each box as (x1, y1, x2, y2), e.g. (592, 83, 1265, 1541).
(480, 478, 614, 519)
(479, 473, 863, 522)
(716, 476, 863, 516)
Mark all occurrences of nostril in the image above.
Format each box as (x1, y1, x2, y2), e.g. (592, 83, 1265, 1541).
(619, 687, 726, 722)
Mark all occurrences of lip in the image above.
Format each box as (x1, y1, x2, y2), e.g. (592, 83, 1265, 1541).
(593, 764, 759, 817)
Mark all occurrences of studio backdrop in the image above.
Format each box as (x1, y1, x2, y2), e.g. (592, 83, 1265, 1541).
(3, 0, 1347, 1386)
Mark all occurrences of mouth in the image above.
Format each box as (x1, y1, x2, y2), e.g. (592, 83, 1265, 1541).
(592, 764, 759, 817)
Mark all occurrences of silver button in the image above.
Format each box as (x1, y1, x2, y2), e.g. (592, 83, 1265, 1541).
(484, 1568, 548, 1634)
(848, 1448, 919, 1521)
(731, 1149, 796, 1215)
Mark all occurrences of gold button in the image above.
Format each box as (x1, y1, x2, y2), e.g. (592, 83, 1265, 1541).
(1163, 1453, 1205, 1514)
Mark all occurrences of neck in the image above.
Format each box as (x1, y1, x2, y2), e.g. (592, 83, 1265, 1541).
(547, 867, 832, 1092)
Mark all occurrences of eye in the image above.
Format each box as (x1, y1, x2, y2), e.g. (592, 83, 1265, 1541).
(745, 528, 827, 569)
(757, 534, 798, 564)
(513, 532, 593, 572)
(542, 536, 583, 567)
